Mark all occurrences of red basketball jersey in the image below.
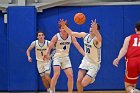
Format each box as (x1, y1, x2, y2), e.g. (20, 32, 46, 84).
(126, 34, 140, 58)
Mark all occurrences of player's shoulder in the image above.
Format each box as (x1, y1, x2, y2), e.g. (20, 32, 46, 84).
(51, 34, 58, 43)
(45, 39, 50, 42)
(82, 32, 89, 39)
(126, 34, 137, 39)
(125, 36, 130, 39)
(124, 36, 131, 43)
(45, 40, 50, 43)
(31, 40, 36, 44)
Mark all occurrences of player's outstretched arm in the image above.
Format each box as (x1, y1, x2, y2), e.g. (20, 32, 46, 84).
(43, 35, 57, 60)
(72, 36, 85, 56)
(59, 19, 87, 38)
(113, 36, 130, 67)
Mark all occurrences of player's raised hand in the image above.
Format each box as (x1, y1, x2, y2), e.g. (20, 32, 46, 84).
(91, 19, 98, 31)
(113, 58, 120, 67)
(58, 19, 67, 27)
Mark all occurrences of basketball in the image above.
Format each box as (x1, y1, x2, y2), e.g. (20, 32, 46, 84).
(74, 13, 86, 25)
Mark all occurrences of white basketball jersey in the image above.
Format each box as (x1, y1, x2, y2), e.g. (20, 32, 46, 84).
(53, 33, 72, 58)
(35, 40, 49, 61)
(83, 34, 101, 64)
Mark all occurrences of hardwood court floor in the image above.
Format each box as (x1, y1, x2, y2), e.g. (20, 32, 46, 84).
(0, 91, 126, 93)
(38, 91, 126, 93)
(56, 91, 125, 93)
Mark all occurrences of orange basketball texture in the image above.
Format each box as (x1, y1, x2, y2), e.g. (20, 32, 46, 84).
(74, 13, 86, 25)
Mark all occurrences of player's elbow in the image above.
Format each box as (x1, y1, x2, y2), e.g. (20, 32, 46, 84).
(99, 38, 102, 42)
(121, 48, 127, 54)
(70, 32, 74, 36)
(26, 50, 29, 56)
(98, 37, 102, 43)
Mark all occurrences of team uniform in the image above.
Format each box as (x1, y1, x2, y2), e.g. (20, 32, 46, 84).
(53, 33, 72, 69)
(79, 34, 101, 82)
(30, 40, 51, 76)
(125, 34, 140, 84)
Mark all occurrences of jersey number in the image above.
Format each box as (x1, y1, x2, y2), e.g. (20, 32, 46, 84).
(41, 51, 43, 56)
(133, 38, 140, 47)
(86, 47, 90, 53)
(63, 46, 66, 50)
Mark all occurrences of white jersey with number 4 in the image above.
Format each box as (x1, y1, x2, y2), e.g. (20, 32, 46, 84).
(83, 34, 101, 64)
(53, 33, 72, 58)
(31, 40, 49, 61)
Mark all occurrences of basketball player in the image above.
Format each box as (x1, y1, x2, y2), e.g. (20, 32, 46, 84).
(59, 19, 102, 93)
(26, 31, 51, 92)
(43, 22, 85, 93)
(113, 21, 140, 93)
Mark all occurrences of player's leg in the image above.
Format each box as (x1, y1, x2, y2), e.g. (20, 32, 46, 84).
(50, 58, 61, 93)
(43, 62, 51, 90)
(81, 64, 100, 87)
(62, 57, 73, 93)
(37, 61, 51, 91)
(125, 82, 138, 93)
(77, 69, 86, 93)
(81, 75, 95, 87)
(77, 60, 88, 93)
(41, 73, 51, 89)
(50, 66, 60, 93)
(63, 67, 73, 93)
(125, 58, 140, 93)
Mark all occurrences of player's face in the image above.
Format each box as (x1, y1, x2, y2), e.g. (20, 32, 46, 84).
(89, 27, 94, 35)
(59, 27, 67, 35)
(37, 33, 45, 41)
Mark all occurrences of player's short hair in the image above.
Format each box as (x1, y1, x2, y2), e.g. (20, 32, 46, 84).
(59, 23, 68, 28)
(36, 30, 45, 37)
(97, 23, 101, 30)
(135, 21, 140, 31)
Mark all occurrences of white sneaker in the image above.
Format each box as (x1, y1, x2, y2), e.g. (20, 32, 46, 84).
(50, 89, 55, 93)
(133, 89, 140, 93)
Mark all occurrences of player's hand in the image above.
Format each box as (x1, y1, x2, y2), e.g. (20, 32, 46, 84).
(91, 19, 98, 31)
(43, 54, 49, 61)
(47, 55, 51, 60)
(28, 56, 32, 62)
(113, 58, 120, 67)
(58, 19, 67, 27)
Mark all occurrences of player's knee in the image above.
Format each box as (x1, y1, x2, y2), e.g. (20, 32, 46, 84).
(45, 75, 50, 80)
(77, 77, 83, 83)
(67, 73, 73, 80)
(81, 80, 87, 87)
(54, 72, 60, 78)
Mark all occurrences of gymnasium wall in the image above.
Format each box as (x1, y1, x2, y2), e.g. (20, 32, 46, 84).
(0, 11, 8, 91)
(7, 7, 37, 91)
(0, 5, 140, 91)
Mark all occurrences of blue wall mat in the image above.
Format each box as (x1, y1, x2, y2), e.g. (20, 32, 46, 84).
(7, 6, 37, 91)
(0, 11, 8, 91)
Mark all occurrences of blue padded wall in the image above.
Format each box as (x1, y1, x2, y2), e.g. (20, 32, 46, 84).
(7, 7, 37, 91)
(0, 11, 8, 91)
